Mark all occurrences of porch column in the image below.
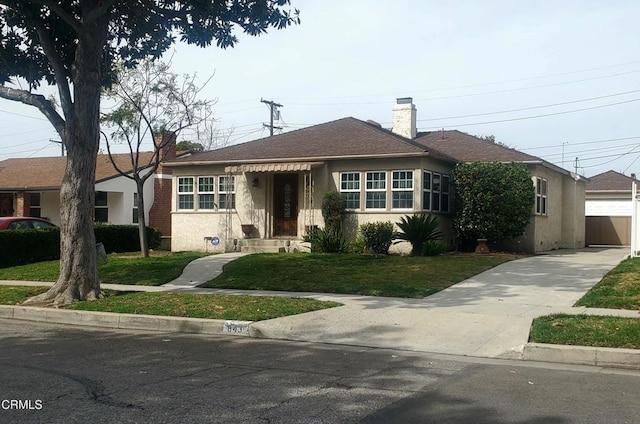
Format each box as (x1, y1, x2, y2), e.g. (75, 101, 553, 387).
(15, 192, 30, 217)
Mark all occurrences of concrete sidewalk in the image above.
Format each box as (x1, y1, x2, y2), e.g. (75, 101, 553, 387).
(249, 248, 636, 359)
(2, 247, 639, 369)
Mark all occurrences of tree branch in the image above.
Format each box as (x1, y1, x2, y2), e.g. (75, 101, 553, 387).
(21, 0, 82, 33)
(0, 86, 65, 138)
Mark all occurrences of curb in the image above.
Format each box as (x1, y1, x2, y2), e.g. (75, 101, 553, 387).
(521, 343, 640, 370)
(0, 304, 253, 337)
(3, 304, 640, 370)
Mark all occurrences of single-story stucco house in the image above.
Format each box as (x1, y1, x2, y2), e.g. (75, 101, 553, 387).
(585, 170, 637, 246)
(0, 136, 179, 239)
(165, 98, 586, 254)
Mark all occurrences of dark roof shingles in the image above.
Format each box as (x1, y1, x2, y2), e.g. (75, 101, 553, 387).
(586, 170, 636, 191)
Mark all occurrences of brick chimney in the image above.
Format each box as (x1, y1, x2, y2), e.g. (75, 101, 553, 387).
(391, 97, 417, 139)
(148, 131, 176, 240)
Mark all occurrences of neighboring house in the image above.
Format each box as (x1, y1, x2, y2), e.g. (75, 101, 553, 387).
(585, 170, 636, 246)
(0, 137, 178, 239)
(166, 98, 586, 254)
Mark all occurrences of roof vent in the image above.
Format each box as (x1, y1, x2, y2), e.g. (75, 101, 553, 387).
(366, 120, 382, 127)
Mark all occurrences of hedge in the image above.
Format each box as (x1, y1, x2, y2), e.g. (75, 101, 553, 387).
(0, 225, 162, 268)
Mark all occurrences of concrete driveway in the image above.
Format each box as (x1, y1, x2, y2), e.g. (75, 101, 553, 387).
(249, 247, 630, 358)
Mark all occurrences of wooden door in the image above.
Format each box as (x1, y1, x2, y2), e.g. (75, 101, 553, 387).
(273, 173, 298, 237)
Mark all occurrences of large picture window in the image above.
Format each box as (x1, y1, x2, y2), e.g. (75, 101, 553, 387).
(392, 170, 413, 209)
(365, 171, 386, 210)
(340, 172, 361, 210)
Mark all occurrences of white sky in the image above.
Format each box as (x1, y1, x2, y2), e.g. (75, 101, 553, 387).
(1, 0, 640, 178)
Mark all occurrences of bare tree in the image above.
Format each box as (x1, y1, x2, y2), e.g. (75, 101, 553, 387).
(101, 59, 214, 257)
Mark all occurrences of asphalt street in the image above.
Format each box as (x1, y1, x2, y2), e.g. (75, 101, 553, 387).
(1, 319, 639, 424)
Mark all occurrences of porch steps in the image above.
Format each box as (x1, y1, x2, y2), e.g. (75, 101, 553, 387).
(237, 239, 297, 254)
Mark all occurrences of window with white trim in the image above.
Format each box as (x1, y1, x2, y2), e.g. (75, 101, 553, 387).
(198, 176, 216, 210)
(432, 173, 441, 212)
(423, 170, 451, 213)
(441, 175, 450, 213)
(392, 170, 413, 209)
(340, 172, 361, 210)
(423, 171, 431, 210)
(218, 176, 236, 210)
(535, 177, 548, 215)
(95, 191, 108, 222)
(365, 171, 386, 210)
(29, 193, 41, 217)
(177, 177, 194, 210)
(133, 193, 138, 223)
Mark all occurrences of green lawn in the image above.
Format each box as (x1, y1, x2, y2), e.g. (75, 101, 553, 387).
(202, 252, 516, 298)
(0, 285, 341, 321)
(530, 257, 640, 349)
(575, 257, 640, 310)
(0, 252, 209, 286)
(530, 314, 640, 349)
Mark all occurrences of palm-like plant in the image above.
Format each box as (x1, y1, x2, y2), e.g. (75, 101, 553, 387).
(395, 214, 443, 256)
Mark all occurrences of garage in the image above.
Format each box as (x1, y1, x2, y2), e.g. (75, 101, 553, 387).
(585, 170, 635, 247)
(585, 216, 631, 246)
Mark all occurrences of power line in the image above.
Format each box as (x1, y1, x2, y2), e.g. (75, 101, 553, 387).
(418, 89, 640, 122)
(421, 97, 640, 130)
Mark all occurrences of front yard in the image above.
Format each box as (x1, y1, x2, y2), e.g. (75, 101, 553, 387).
(530, 257, 640, 349)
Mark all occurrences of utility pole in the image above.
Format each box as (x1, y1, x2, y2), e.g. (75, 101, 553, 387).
(49, 139, 65, 156)
(261, 98, 283, 136)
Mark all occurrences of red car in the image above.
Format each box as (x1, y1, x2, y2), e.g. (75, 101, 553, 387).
(0, 217, 58, 230)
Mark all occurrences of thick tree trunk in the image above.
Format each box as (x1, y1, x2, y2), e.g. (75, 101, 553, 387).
(136, 179, 149, 258)
(23, 17, 105, 307)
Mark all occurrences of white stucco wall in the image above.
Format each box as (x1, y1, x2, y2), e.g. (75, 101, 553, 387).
(96, 173, 154, 225)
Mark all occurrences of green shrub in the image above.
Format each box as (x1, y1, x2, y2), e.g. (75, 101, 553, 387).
(359, 221, 394, 255)
(94, 224, 161, 252)
(0, 228, 60, 268)
(395, 214, 443, 256)
(0, 224, 161, 268)
(422, 240, 450, 256)
(321, 191, 346, 231)
(309, 227, 349, 253)
(453, 162, 534, 245)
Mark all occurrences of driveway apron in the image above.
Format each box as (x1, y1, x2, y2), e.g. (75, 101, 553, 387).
(249, 248, 628, 358)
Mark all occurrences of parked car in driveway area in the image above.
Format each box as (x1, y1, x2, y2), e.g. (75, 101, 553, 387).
(0, 217, 57, 230)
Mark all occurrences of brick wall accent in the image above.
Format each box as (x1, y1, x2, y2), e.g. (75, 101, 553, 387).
(15, 192, 30, 217)
(148, 132, 176, 237)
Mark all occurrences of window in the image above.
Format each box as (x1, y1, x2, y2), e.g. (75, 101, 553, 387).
(365, 171, 386, 209)
(423, 170, 451, 213)
(340, 172, 361, 209)
(441, 175, 450, 213)
(29, 193, 41, 217)
(218, 176, 236, 210)
(198, 176, 216, 210)
(95, 191, 108, 222)
(432, 173, 441, 212)
(178, 177, 194, 210)
(535, 177, 548, 215)
(132, 193, 138, 224)
(392, 170, 413, 209)
(423, 171, 431, 210)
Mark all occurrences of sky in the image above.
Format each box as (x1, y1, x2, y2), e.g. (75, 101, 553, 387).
(1, 0, 640, 178)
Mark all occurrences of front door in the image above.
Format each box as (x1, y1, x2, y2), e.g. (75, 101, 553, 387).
(273, 173, 298, 237)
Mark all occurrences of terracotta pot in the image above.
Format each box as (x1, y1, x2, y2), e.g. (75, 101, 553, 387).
(475, 238, 490, 254)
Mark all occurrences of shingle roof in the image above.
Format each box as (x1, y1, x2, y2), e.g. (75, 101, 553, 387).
(0, 152, 156, 191)
(169, 117, 453, 164)
(414, 130, 541, 163)
(586, 170, 637, 191)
